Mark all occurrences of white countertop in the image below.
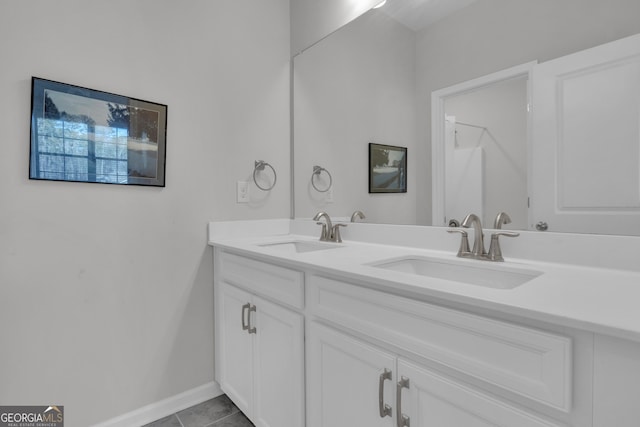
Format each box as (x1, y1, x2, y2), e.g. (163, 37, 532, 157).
(208, 219, 640, 343)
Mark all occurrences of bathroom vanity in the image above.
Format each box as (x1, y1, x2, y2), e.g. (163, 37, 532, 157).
(209, 219, 640, 427)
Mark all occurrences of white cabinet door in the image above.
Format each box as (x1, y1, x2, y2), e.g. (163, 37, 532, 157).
(307, 322, 396, 427)
(252, 296, 304, 427)
(531, 33, 640, 235)
(593, 334, 640, 427)
(397, 359, 563, 427)
(216, 281, 304, 427)
(215, 282, 253, 415)
(306, 324, 563, 427)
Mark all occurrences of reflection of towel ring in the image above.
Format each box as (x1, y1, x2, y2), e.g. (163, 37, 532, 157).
(253, 160, 277, 191)
(311, 165, 332, 193)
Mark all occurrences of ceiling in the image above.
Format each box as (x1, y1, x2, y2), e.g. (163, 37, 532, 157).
(379, 0, 477, 31)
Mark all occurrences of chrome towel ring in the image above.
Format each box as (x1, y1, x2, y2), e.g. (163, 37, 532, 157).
(311, 165, 332, 193)
(253, 160, 277, 191)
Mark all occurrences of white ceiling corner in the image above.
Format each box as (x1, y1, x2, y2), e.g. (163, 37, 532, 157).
(379, 0, 478, 31)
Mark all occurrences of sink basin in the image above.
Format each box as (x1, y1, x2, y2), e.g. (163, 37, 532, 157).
(371, 256, 542, 289)
(258, 240, 341, 254)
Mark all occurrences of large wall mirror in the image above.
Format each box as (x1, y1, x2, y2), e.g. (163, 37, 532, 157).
(293, 0, 640, 235)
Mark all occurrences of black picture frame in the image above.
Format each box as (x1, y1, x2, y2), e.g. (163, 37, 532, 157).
(368, 143, 407, 193)
(30, 77, 167, 187)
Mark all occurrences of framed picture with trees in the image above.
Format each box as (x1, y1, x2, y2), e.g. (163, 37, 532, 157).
(368, 143, 407, 193)
(30, 77, 167, 186)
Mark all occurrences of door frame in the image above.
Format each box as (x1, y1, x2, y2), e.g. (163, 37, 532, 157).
(431, 61, 537, 227)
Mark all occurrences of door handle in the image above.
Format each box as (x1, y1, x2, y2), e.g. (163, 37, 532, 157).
(378, 369, 392, 418)
(241, 303, 250, 331)
(248, 304, 257, 334)
(396, 376, 410, 427)
(536, 221, 548, 231)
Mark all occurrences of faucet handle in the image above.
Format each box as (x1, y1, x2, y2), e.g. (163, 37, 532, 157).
(331, 223, 347, 243)
(447, 229, 471, 257)
(487, 231, 519, 261)
(315, 222, 329, 241)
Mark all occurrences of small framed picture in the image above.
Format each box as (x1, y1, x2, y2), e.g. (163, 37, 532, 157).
(30, 77, 167, 187)
(369, 143, 407, 193)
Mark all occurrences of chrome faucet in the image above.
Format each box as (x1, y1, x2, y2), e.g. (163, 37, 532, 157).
(350, 210, 366, 222)
(448, 212, 519, 261)
(313, 212, 333, 241)
(493, 212, 512, 229)
(461, 213, 485, 257)
(313, 212, 347, 242)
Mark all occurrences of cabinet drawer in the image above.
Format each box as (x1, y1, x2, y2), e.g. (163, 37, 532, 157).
(219, 252, 304, 309)
(399, 359, 566, 427)
(308, 275, 572, 412)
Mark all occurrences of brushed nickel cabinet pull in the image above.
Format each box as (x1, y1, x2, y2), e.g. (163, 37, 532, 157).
(248, 304, 257, 334)
(396, 376, 410, 427)
(378, 369, 392, 418)
(241, 303, 250, 331)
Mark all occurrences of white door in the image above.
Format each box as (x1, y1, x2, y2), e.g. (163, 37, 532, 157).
(397, 359, 563, 427)
(531, 33, 640, 235)
(215, 282, 253, 415)
(252, 296, 304, 427)
(306, 322, 396, 427)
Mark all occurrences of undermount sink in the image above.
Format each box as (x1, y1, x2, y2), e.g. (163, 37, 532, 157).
(371, 256, 542, 289)
(258, 240, 341, 254)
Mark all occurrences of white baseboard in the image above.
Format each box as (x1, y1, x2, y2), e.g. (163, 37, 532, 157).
(92, 381, 223, 427)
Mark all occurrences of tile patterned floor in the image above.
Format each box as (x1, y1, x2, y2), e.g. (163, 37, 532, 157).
(142, 394, 254, 427)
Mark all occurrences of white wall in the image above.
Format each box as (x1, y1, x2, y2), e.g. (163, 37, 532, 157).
(293, 10, 417, 224)
(445, 77, 528, 229)
(416, 0, 640, 225)
(0, 1, 290, 426)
